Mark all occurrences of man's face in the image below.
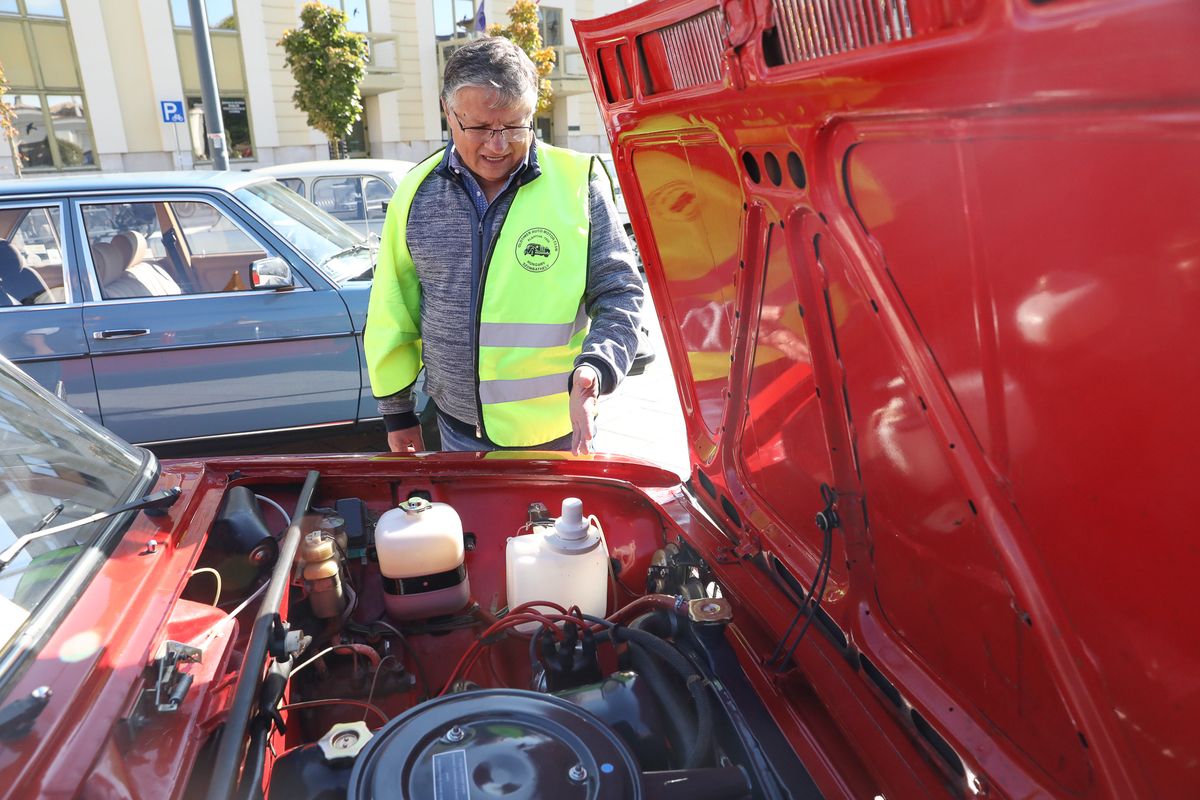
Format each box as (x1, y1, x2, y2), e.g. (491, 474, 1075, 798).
(445, 86, 534, 188)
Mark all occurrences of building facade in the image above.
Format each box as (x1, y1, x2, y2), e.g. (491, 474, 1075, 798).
(0, 0, 624, 178)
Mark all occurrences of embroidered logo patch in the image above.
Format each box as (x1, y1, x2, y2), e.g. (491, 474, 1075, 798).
(515, 228, 560, 272)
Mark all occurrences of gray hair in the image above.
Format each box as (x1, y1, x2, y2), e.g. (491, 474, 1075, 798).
(442, 36, 539, 113)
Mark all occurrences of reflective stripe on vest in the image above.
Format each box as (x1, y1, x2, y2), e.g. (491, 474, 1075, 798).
(478, 304, 589, 348)
(364, 144, 596, 447)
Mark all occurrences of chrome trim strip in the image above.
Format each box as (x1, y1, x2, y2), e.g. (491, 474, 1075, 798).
(138, 418, 356, 446)
(5, 352, 90, 365)
(80, 285, 314, 306)
(0, 181, 270, 203)
(0, 301, 84, 313)
(86, 330, 356, 357)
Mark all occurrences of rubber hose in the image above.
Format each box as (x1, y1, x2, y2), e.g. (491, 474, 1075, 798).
(687, 672, 713, 770)
(630, 609, 677, 639)
(631, 619, 714, 770)
(628, 639, 696, 767)
(613, 625, 715, 768)
(235, 716, 270, 800)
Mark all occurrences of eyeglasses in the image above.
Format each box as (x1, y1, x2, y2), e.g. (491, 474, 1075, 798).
(452, 110, 535, 144)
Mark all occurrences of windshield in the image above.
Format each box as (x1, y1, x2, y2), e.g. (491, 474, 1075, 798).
(237, 180, 375, 285)
(0, 361, 147, 653)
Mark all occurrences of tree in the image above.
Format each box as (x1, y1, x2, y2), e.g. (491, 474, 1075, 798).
(487, 0, 556, 114)
(0, 60, 21, 178)
(279, 2, 369, 158)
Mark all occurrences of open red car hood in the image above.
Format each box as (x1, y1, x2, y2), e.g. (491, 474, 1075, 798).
(577, 1, 1200, 796)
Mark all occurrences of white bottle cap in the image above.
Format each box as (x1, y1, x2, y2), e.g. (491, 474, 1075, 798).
(555, 498, 588, 540)
(547, 497, 599, 552)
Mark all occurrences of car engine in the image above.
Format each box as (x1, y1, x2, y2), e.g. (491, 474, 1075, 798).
(186, 467, 803, 800)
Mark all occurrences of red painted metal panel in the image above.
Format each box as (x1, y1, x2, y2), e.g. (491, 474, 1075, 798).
(577, 0, 1200, 796)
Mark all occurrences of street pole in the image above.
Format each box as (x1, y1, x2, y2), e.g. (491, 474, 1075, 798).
(187, 0, 229, 170)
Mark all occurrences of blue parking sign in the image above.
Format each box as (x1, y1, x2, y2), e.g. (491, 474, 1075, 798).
(160, 100, 185, 124)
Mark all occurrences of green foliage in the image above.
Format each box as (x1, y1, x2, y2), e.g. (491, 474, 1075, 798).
(487, 0, 555, 113)
(278, 2, 369, 147)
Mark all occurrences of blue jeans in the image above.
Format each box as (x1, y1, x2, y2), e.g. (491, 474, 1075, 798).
(437, 414, 575, 452)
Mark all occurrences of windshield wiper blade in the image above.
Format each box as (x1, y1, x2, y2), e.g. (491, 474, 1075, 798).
(0, 487, 181, 571)
(32, 503, 65, 534)
(320, 242, 371, 268)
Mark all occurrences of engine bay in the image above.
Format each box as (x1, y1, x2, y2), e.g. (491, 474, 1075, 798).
(180, 464, 812, 800)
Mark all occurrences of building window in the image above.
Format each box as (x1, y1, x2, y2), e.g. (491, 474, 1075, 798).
(3, 94, 94, 169)
(186, 96, 253, 161)
(434, 0, 477, 40)
(347, 116, 368, 157)
(170, 0, 236, 30)
(331, 0, 369, 33)
(0, 2, 96, 171)
(538, 6, 563, 46)
(0, 0, 62, 17)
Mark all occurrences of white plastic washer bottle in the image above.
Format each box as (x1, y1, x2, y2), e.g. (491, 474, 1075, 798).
(505, 498, 609, 630)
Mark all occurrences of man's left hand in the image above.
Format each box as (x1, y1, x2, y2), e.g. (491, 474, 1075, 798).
(569, 365, 600, 455)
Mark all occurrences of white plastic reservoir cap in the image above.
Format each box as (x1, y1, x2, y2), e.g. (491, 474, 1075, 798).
(555, 498, 588, 541)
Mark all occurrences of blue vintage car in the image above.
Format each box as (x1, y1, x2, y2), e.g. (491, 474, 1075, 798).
(0, 172, 382, 447)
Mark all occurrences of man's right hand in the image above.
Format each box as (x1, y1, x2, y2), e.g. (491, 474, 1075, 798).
(387, 425, 424, 453)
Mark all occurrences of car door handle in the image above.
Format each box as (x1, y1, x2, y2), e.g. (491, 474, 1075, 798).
(93, 328, 150, 340)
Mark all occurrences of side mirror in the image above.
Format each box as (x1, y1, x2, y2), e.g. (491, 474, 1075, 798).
(250, 256, 295, 290)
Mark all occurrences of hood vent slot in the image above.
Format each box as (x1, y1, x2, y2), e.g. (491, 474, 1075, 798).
(638, 9, 725, 95)
(768, 0, 914, 64)
(765, 0, 984, 66)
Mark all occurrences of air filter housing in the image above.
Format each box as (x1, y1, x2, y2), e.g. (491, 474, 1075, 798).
(346, 689, 640, 799)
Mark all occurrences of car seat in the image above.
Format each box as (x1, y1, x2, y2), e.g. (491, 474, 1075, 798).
(114, 230, 182, 296)
(0, 240, 51, 305)
(99, 232, 182, 298)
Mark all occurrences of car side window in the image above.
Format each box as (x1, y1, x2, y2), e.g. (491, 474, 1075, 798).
(82, 200, 272, 299)
(364, 178, 391, 222)
(312, 176, 365, 225)
(278, 178, 305, 196)
(0, 206, 68, 306)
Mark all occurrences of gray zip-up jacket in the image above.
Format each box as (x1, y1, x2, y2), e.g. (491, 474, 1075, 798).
(376, 142, 643, 440)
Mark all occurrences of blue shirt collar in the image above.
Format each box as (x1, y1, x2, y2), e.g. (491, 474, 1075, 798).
(437, 139, 541, 185)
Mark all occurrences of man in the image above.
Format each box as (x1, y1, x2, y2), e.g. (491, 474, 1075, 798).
(366, 36, 643, 455)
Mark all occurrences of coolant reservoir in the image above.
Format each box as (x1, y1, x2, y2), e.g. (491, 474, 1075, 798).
(375, 497, 470, 620)
(506, 498, 608, 627)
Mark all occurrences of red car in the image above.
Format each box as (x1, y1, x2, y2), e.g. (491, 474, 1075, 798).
(0, 0, 1196, 798)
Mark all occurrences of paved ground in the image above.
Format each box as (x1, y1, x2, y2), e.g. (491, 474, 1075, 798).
(152, 281, 690, 476)
(594, 289, 689, 477)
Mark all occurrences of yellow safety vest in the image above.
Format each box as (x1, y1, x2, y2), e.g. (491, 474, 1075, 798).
(365, 144, 596, 447)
